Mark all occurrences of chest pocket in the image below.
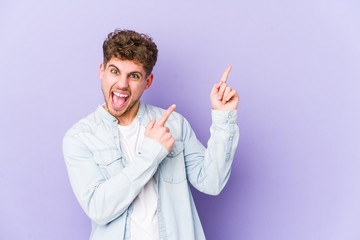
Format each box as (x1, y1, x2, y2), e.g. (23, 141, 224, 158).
(160, 141, 186, 183)
(93, 149, 123, 180)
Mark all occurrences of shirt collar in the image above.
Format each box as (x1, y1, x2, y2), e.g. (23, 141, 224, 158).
(135, 101, 151, 126)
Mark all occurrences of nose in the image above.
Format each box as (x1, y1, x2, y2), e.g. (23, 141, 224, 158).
(115, 75, 129, 89)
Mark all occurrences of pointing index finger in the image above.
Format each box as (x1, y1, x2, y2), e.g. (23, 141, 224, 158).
(220, 65, 232, 83)
(157, 104, 176, 127)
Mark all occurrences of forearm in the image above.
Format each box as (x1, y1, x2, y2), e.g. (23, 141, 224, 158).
(64, 136, 168, 225)
(185, 110, 239, 195)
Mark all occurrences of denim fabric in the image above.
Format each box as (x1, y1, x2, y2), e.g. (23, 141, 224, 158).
(63, 102, 239, 240)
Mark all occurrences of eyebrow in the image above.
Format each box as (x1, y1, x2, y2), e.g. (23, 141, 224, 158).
(107, 64, 143, 77)
(108, 64, 119, 70)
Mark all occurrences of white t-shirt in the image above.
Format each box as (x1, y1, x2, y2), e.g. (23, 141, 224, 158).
(118, 119, 159, 240)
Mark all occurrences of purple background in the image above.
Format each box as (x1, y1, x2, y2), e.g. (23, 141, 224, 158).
(1, 0, 360, 239)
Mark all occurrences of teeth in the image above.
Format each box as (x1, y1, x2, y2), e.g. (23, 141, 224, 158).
(113, 92, 128, 98)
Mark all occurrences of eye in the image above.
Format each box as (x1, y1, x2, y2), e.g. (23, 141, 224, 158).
(111, 69, 119, 74)
(130, 73, 140, 79)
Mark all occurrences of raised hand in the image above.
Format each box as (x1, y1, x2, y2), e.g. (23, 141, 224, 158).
(145, 104, 176, 151)
(210, 65, 239, 110)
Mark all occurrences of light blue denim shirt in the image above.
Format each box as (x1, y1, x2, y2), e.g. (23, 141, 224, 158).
(63, 102, 239, 240)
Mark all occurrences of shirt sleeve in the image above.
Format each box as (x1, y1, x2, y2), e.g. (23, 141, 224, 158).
(182, 109, 239, 195)
(63, 134, 168, 226)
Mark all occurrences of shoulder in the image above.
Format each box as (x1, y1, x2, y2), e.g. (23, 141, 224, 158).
(64, 110, 100, 139)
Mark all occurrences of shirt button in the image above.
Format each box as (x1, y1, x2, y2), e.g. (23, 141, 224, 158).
(228, 115, 232, 118)
(170, 151, 174, 155)
(229, 137, 233, 140)
(104, 160, 108, 163)
(158, 208, 161, 212)
(126, 213, 129, 217)
(113, 119, 117, 123)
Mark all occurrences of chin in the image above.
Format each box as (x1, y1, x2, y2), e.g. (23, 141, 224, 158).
(108, 106, 126, 118)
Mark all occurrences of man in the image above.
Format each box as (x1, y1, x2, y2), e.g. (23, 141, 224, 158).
(63, 29, 239, 240)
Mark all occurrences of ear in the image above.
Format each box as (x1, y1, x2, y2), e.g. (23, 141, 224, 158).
(145, 73, 154, 89)
(99, 63, 104, 79)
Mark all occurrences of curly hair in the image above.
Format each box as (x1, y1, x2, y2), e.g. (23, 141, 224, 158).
(102, 29, 158, 76)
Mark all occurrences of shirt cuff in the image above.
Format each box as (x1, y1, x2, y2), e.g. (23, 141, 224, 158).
(211, 109, 238, 124)
(139, 137, 169, 164)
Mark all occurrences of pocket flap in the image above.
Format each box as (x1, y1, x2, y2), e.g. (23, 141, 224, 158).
(93, 149, 121, 166)
(167, 141, 184, 157)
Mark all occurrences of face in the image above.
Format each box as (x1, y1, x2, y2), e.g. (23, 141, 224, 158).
(99, 58, 153, 125)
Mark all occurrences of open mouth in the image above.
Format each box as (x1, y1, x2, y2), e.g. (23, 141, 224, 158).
(111, 91, 129, 109)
